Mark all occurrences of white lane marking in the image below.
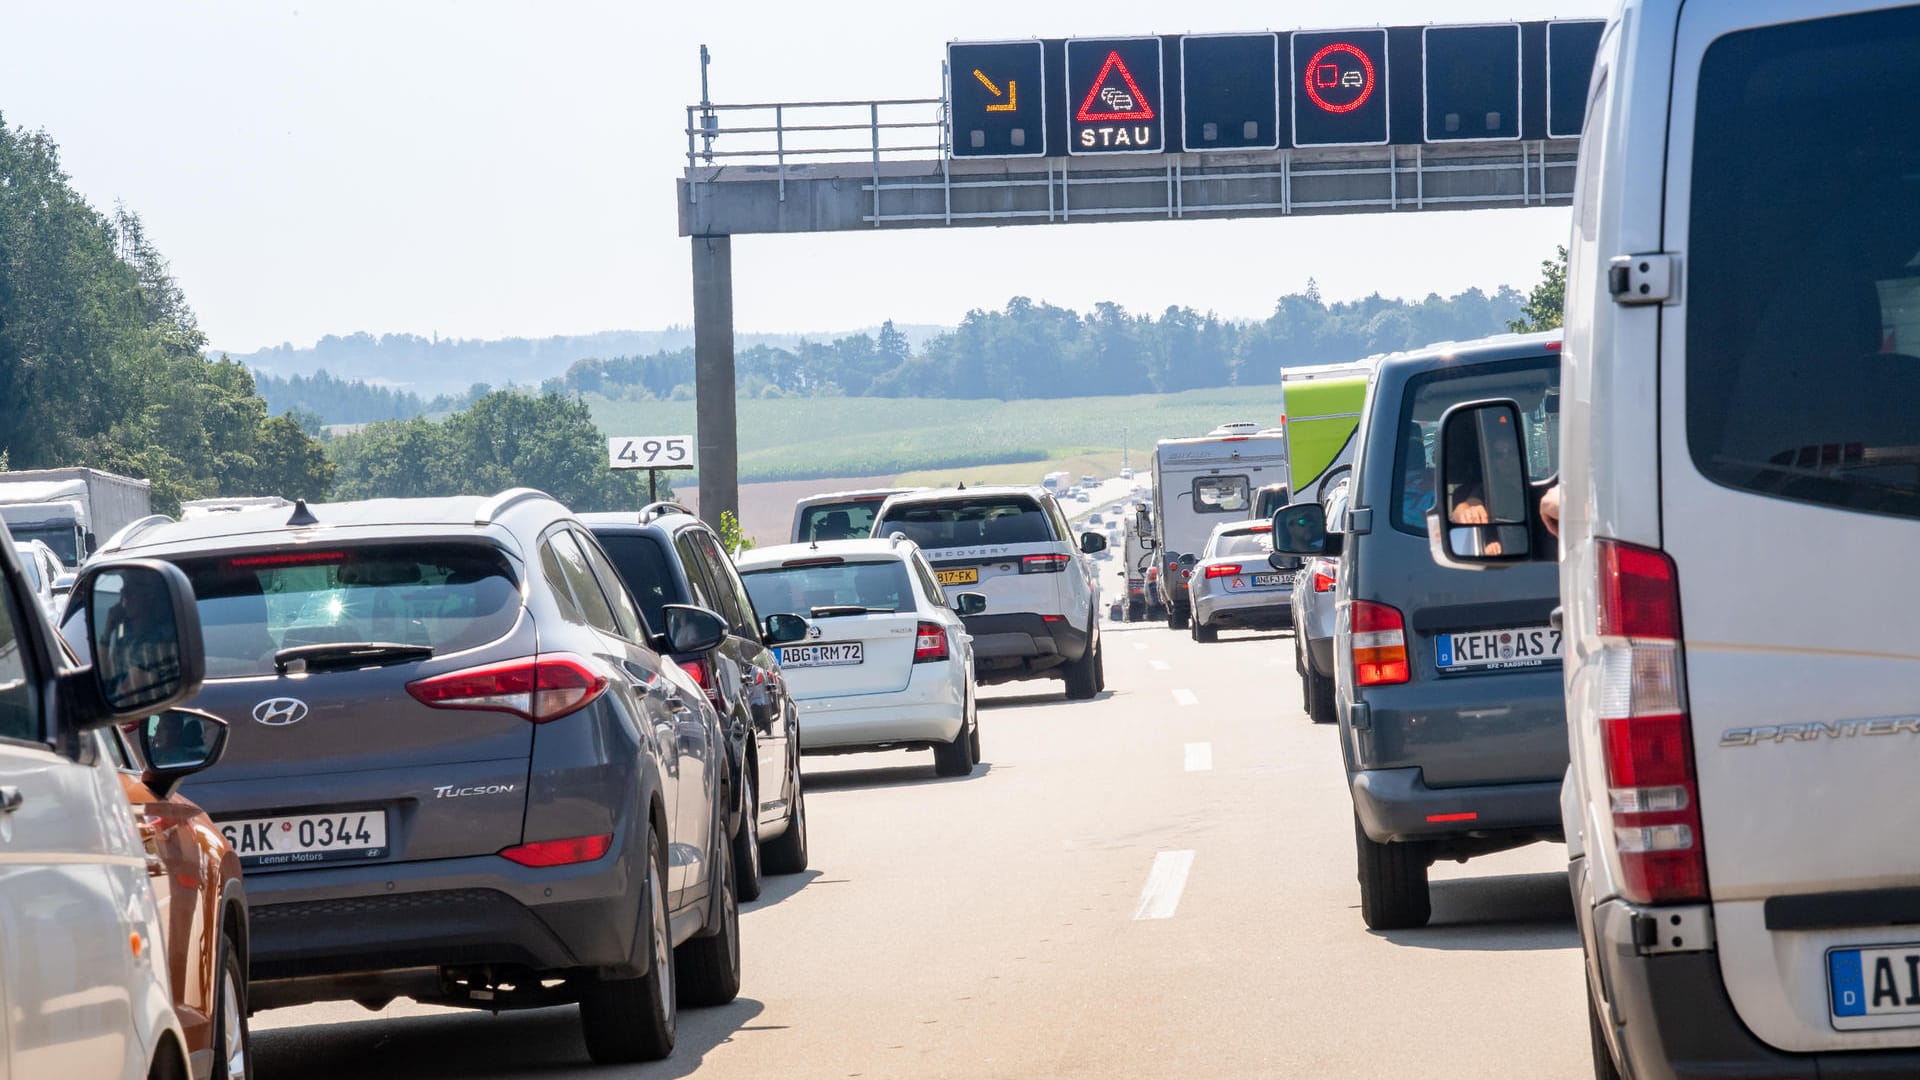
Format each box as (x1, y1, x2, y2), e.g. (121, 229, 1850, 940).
(1184, 742, 1212, 772)
(1172, 687, 1198, 706)
(1133, 641, 1148, 651)
(1133, 850, 1196, 920)
(1149, 659, 1170, 671)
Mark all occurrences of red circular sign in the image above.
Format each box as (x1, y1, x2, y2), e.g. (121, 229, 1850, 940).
(1303, 42, 1377, 115)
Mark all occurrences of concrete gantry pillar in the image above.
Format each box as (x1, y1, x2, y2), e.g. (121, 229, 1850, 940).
(690, 234, 738, 531)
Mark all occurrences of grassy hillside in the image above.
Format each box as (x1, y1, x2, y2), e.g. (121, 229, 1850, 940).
(587, 386, 1287, 484)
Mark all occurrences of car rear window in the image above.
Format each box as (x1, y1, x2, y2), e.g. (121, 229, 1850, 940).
(595, 532, 682, 636)
(875, 497, 1054, 549)
(1391, 357, 1560, 534)
(741, 559, 914, 616)
(1686, 8, 1920, 520)
(1211, 530, 1273, 558)
(156, 544, 520, 678)
(798, 499, 885, 542)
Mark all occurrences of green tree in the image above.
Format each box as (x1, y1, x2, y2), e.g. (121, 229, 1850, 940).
(1508, 246, 1569, 333)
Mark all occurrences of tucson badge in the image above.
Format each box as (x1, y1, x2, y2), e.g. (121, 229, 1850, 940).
(253, 697, 309, 726)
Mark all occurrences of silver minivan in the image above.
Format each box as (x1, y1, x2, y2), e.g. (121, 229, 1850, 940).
(1432, 2, 1920, 1075)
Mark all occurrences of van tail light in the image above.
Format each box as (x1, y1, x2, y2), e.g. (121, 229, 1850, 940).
(499, 834, 612, 867)
(1595, 539, 1706, 905)
(1350, 601, 1409, 686)
(1312, 565, 1337, 593)
(678, 657, 722, 707)
(1204, 563, 1243, 579)
(407, 654, 607, 723)
(1021, 554, 1070, 574)
(913, 621, 949, 663)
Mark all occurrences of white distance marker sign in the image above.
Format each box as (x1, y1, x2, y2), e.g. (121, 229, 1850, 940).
(608, 435, 695, 470)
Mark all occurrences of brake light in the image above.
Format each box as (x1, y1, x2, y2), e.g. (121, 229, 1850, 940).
(499, 834, 612, 867)
(1350, 601, 1409, 686)
(1204, 564, 1243, 579)
(1021, 554, 1070, 574)
(913, 621, 949, 663)
(678, 657, 722, 707)
(1595, 539, 1705, 905)
(407, 654, 608, 722)
(1312, 566, 1337, 593)
(228, 550, 345, 568)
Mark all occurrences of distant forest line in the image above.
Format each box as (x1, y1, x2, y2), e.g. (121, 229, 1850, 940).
(256, 284, 1525, 427)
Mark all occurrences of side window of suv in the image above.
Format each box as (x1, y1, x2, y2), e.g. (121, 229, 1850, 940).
(912, 553, 946, 609)
(1043, 497, 1072, 542)
(0, 575, 39, 744)
(674, 532, 723, 616)
(694, 531, 758, 634)
(572, 529, 647, 642)
(548, 530, 622, 637)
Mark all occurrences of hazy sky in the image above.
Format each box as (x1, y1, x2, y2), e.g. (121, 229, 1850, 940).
(1, 1, 1599, 353)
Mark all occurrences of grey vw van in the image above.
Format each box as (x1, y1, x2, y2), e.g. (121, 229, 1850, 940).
(1273, 332, 1566, 930)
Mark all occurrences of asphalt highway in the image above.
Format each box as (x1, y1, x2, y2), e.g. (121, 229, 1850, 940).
(252, 603, 1587, 1079)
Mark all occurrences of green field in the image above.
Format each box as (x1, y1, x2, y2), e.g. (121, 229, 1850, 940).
(587, 386, 1288, 484)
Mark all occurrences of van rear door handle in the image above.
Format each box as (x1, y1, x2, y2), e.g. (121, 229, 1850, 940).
(0, 787, 23, 814)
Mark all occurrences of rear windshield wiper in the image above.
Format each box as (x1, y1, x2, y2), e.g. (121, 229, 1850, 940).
(274, 642, 434, 674)
(809, 605, 892, 618)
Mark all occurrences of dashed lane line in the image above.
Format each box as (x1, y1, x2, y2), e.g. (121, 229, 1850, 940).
(1184, 742, 1213, 772)
(1149, 659, 1170, 671)
(1133, 850, 1196, 921)
(1172, 688, 1198, 706)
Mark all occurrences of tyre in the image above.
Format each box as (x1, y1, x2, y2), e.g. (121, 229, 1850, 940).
(1128, 600, 1144, 622)
(676, 824, 742, 1008)
(968, 711, 981, 760)
(212, 928, 251, 1080)
(762, 759, 809, 875)
(933, 714, 977, 777)
(1306, 667, 1337, 725)
(1588, 978, 1626, 1080)
(1193, 617, 1218, 643)
(579, 828, 675, 1063)
(1063, 634, 1100, 700)
(1354, 815, 1432, 930)
(1168, 603, 1190, 631)
(731, 769, 764, 902)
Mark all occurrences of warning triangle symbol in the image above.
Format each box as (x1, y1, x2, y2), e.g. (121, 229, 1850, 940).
(1076, 50, 1156, 122)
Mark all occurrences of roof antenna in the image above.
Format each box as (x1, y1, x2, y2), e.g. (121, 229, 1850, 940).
(957, 481, 966, 490)
(286, 498, 319, 527)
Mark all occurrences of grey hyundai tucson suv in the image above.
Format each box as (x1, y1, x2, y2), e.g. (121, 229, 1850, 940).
(65, 490, 741, 1065)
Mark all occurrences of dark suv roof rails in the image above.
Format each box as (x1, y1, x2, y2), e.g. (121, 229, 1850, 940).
(95, 514, 177, 556)
(637, 501, 696, 524)
(474, 488, 554, 525)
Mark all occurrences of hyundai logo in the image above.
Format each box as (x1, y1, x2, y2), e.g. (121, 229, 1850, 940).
(253, 697, 309, 726)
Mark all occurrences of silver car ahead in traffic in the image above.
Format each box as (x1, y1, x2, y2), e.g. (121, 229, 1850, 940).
(1290, 479, 1350, 724)
(1187, 520, 1295, 644)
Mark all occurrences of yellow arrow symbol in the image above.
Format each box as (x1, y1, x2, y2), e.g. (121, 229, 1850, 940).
(973, 69, 1018, 112)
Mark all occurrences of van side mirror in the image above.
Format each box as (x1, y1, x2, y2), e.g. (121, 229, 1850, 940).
(1427, 399, 1536, 569)
(953, 592, 988, 617)
(762, 612, 810, 646)
(1271, 502, 1328, 556)
(661, 604, 729, 654)
(136, 707, 229, 799)
(67, 560, 206, 726)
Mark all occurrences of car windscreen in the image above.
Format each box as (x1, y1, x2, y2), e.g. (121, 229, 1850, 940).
(9, 524, 78, 566)
(798, 499, 885, 542)
(12, 549, 40, 592)
(874, 498, 1053, 550)
(1391, 357, 1560, 534)
(1686, 8, 1920, 520)
(741, 559, 913, 616)
(1193, 475, 1250, 514)
(594, 532, 680, 636)
(1210, 531, 1273, 559)
(62, 543, 522, 678)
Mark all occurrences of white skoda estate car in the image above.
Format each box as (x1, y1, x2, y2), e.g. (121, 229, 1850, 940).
(736, 538, 985, 777)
